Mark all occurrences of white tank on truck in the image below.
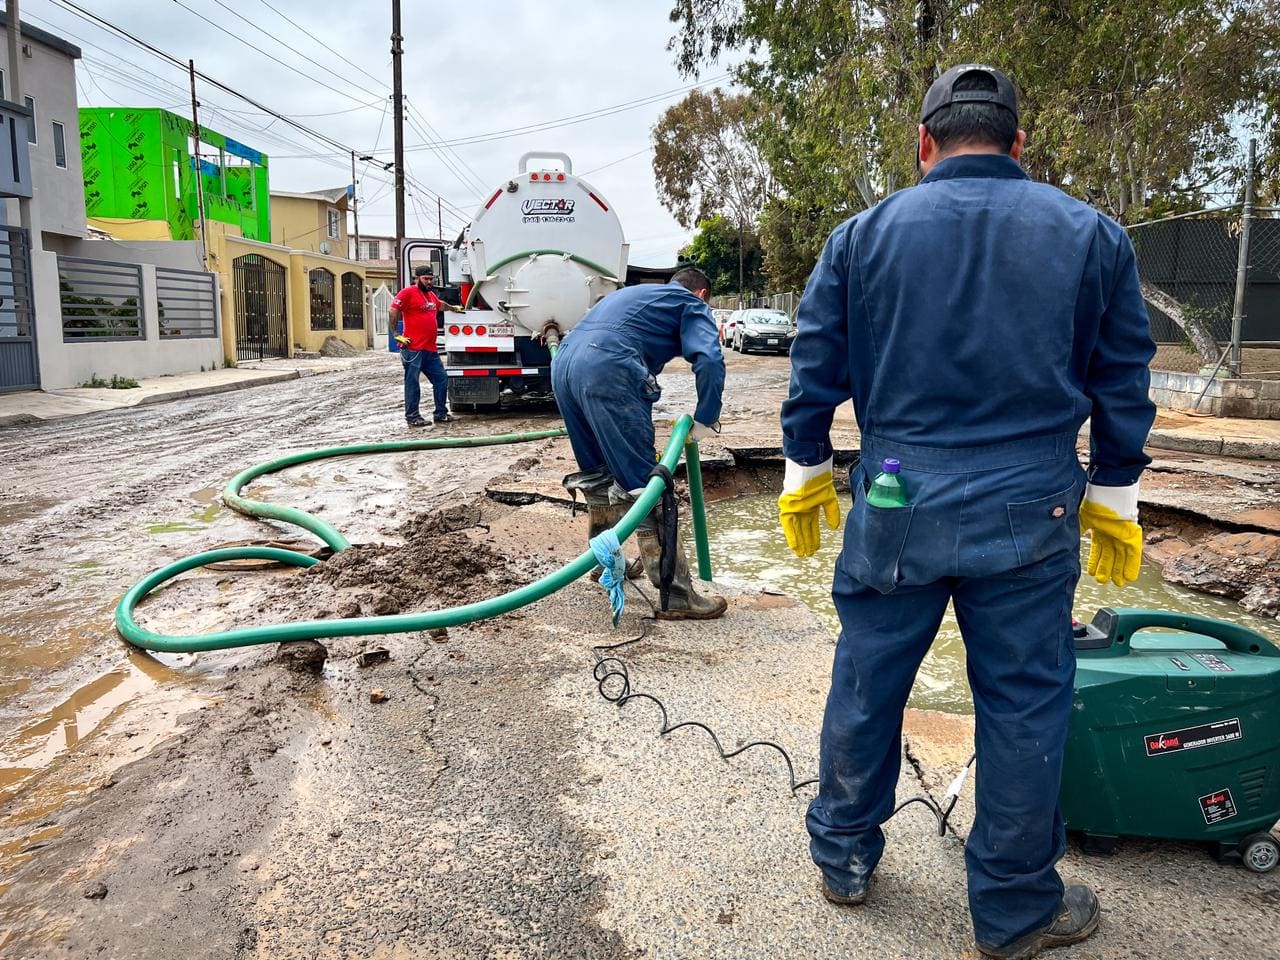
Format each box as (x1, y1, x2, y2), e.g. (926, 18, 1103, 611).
(438, 152, 629, 409)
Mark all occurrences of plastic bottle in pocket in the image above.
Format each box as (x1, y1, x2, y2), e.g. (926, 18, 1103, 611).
(866, 458, 909, 508)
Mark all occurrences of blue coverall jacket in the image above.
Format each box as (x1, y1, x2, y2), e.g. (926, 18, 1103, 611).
(781, 154, 1156, 948)
(552, 281, 725, 491)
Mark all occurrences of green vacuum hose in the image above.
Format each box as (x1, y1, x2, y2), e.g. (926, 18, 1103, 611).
(115, 417, 708, 654)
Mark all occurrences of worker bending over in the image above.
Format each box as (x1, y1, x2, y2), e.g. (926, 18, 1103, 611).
(552, 267, 727, 619)
(778, 64, 1155, 959)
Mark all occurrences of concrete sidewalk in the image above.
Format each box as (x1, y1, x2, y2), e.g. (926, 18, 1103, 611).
(0, 352, 388, 427)
(1147, 408, 1280, 460)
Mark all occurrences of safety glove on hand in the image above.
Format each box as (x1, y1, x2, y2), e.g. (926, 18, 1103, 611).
(777, 458, 841, 558)
(1079, 482, 1143, 587)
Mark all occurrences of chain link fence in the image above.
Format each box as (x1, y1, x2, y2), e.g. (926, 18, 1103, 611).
(1127, 141, 1280, 382)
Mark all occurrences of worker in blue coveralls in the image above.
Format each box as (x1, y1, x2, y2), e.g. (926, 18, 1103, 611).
(777, 64, 1155, 959)
(552, 267, 728, 619)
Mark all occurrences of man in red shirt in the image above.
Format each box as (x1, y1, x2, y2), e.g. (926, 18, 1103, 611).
(391, 265, 463, 426)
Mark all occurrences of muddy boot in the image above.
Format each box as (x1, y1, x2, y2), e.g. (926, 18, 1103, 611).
(976, 884, 1100, 959)
(563, 468, 642, 582)
(635, 509, 727, 621)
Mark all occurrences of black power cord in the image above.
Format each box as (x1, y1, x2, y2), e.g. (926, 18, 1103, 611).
(588, 579, 976, 836)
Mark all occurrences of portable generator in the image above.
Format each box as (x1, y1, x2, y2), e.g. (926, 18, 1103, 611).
(1061, 608, 1280, 872)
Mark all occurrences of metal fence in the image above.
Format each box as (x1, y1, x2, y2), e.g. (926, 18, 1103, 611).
(155, 266, 217, 339)
(712, 290, 800, 317)
(0, 226, 36, 392)
(58, 256, 144, 341)
(1127, 142, 1280, 375)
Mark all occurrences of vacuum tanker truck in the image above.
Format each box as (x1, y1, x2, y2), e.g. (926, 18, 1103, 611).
(401, 151, 629, 410)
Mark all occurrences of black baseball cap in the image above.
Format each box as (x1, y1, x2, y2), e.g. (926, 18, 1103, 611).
(413, 265, 434, 278)
(920, 64, 1018, 125)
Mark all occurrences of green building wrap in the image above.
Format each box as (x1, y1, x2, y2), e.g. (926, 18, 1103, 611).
(79, 107, 271, 243)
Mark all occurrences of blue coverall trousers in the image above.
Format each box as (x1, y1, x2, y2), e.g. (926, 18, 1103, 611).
(401, 348, 449, 422)
(809, 432, 1084, 949)
(551, 345, 660, 492)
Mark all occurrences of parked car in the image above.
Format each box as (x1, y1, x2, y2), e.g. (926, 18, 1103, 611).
(731, 309, 796, 354)
(712, 308, 735, 345)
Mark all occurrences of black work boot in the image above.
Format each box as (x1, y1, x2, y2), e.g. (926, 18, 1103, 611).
(635, 509, 727, 621)
(977, 884, 1100, 960)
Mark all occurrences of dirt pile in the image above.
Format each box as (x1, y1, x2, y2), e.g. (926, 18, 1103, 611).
(290, 503, 525, 619)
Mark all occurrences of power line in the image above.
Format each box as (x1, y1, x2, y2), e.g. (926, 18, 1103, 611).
(255, 0, 385, 88)
(166, 0, 381, 108)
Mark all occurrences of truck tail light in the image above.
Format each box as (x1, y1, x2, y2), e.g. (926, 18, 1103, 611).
(448, 325, 460, 335)
(475, 325, 487, 336)
(462, 325, 473, 335)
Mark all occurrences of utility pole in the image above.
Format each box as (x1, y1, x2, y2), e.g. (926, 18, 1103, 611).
(188, 59, 208, 267)
(391, 0, 405, 288)
(1228, 137, 1256, 379)
(350, 149, 360, 260)
(6, 0, 31, 234)
(437, 196, 442, 239)
(737, 219, 744, 307)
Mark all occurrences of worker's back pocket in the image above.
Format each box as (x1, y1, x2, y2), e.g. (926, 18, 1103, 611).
(842, 498, 916, 595)
(1007, 479, 1083, 579)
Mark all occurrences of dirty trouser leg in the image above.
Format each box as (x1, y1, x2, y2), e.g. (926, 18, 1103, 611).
(579, 391, 656, 493)
(951, 567, 1077, 949)
(401, 349, 423, 421)
(420, 349, 450, 420)
(808, 569, 951, 896)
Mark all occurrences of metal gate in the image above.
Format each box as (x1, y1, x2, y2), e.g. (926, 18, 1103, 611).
(0, 227, 37, 392)
(232, 254, 288, 361)
(371, 283, 392, 337)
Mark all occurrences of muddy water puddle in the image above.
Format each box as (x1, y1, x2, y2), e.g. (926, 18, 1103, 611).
(704, 493, 1280, 713)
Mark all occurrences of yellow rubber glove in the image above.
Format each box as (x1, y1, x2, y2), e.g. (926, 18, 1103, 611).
(1079, 482, 1143, 587)
(778, 459, 841, 558)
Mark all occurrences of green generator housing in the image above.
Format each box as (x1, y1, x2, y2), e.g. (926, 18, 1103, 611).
(1062, 608, 1280, 871)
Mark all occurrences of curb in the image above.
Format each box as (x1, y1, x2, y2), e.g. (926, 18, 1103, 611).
(0, 370, 316, 428)
(1146, 430, 1280, 461)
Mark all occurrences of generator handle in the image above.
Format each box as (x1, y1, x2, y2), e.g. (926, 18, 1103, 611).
(1093, 608, 1280, 658)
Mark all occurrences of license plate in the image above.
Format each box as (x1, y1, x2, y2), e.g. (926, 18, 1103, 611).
(487, 322, 515, 336)
(767, 339, 779, 345)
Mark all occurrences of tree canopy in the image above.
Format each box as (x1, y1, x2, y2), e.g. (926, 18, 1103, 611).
(678, 214, 765, 297)
(664, 0, 1280, 288)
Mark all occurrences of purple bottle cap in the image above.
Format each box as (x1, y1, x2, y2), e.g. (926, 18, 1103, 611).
(882, 458, 901, 474)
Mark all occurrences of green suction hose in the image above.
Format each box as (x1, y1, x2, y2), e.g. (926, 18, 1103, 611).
(115, 417, 708, 654)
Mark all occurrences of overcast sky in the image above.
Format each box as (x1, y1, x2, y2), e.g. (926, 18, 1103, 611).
(29, 0, 726, 265)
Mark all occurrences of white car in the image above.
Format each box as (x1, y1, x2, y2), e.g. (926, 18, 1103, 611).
(730, 309, 796, 354)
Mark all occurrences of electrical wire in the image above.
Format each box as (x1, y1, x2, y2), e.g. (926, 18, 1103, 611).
(591, 578, 975, 837)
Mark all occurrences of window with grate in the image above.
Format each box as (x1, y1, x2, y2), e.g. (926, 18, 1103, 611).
(309, 267, 336, 330)
(364, 239, 381, 260)
(341, 272, 364, 330)
(327, 207, 340, 239)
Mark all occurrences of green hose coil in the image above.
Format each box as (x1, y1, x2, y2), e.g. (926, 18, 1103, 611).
(115, 417, 707, 654)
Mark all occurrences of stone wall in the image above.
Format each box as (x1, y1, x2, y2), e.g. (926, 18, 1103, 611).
(1150, 370, 1280, 419)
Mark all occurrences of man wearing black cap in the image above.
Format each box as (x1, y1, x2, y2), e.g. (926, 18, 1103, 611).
(777, 65, 1155, 957)
(391, 265, 464, 427)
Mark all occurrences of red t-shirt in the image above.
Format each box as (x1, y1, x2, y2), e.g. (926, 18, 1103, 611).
(392, 285, 447, 350)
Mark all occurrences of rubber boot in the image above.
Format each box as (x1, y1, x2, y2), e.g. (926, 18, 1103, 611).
(587, 503, 643, 582)
(636, 507, 727, 621)
(563, 467, 641, 582)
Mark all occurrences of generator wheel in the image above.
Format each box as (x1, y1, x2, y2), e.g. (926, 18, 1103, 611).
(1239, 832, 1280, 873)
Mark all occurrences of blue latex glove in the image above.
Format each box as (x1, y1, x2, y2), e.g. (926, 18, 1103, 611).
(589, 529, 626, 626)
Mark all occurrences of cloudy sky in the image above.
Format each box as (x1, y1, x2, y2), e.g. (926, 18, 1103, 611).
(28, 0, 729, 264)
